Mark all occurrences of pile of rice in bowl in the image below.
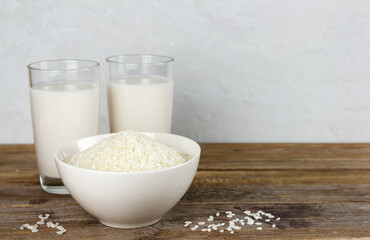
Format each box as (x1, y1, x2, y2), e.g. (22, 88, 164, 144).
(64, 131, 191, 172)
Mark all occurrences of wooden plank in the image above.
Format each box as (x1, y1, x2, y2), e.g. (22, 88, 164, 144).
(1, 201, 369, 239)
(2, 144, 370, 171)
(1, 144, 370, 239)
(2, 170, 370, 203)
(199, 143, 370, 170)
(1, 169, 370, 238)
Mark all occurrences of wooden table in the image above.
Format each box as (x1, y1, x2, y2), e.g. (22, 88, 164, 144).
(1, 144, 370, 239)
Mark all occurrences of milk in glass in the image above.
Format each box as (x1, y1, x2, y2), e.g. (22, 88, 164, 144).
(30, 81, 99, 178)
(107, 76, 173, 133)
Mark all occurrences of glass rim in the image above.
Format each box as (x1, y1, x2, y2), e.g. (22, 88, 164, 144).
(105, 54, 174, 65)
(27, 59, 100, 72)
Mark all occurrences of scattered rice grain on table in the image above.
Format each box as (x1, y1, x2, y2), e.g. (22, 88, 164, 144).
(20, 214, 67, 235)
(184, 209, 280, 234)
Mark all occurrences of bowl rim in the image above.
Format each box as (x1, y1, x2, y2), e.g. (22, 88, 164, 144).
(54, 132, 201, 175)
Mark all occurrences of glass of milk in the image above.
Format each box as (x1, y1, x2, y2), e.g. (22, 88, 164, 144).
(28, 59, 100, 194)
(106, 54, 174, 133)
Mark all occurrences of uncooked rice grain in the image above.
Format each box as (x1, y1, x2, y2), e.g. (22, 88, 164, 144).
(65, 131, 191, 172)
(20, 214, 67, 235)
(184, 209, 280, 234)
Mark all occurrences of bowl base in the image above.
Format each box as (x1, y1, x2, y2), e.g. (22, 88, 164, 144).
(99, 217, 161, 229)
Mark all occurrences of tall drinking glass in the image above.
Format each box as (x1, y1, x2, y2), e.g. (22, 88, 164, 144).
(106, 54, 174, 133)
(28, 59, 100, 194)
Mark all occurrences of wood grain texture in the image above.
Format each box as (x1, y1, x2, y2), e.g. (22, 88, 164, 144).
(1, 144, 370, 239)
(199, 143, 370, 170)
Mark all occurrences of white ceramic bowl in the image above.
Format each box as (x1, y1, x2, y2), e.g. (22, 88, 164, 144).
(55, 132, 200, 229)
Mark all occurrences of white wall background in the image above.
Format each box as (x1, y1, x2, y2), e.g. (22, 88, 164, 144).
(1, 0, 370, 143)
